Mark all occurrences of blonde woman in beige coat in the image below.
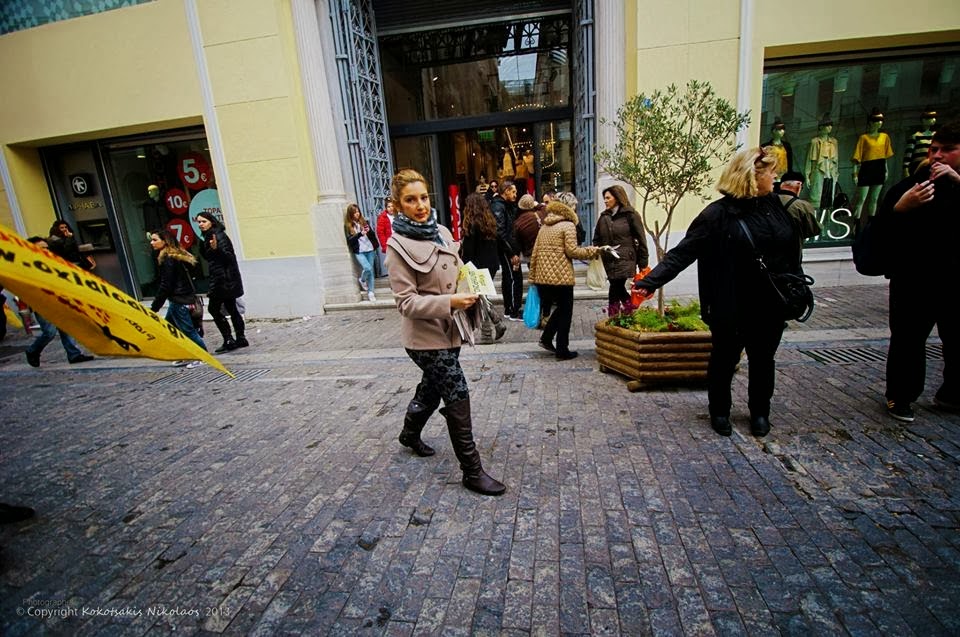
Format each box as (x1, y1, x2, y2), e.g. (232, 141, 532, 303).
(386, 169, 506, 496)
(529, 198, 605, 360)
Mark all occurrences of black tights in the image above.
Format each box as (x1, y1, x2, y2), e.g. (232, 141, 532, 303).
(208, 296, 245, 341)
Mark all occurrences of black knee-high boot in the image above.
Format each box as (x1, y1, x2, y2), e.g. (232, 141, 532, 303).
(398, 399, 437, 456)
(441, 398, 505, 495)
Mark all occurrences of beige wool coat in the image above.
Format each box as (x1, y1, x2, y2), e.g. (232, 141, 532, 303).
(387, 225, 467, 350)
(529, 202, 600, 287)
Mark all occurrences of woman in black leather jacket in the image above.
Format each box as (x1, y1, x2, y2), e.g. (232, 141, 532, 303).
(634, 146, 801, 439)
(196, 212, 247, 352)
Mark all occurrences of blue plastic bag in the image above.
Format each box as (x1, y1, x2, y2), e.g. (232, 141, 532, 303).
(523, 284, 541, 329)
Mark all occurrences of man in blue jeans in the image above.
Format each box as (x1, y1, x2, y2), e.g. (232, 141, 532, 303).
(24, 236, 94, 367)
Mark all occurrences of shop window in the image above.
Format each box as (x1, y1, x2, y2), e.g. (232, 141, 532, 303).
(103, 132, 220, 298)
(762, 50, 960, 247)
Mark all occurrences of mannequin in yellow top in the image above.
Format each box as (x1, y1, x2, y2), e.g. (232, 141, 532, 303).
(761, 117, 793, 182)
(805, 114, 839, 210)
(851, 108, 893, 227)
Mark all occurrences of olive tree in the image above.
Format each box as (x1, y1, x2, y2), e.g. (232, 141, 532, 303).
(596, 80, 749, 315)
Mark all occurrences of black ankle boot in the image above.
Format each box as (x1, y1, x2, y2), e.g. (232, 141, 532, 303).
(398, 400, 436, 457)
(710, 415, 732, 436)
(234, 336, 249, 348)
(442, 398, 505, 495)
(215, 338, 237, 353)
(750, 415, 771, 437)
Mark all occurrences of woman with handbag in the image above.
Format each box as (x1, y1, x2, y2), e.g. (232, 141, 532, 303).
(149, 228, 207, 366)
(344, 203, 380, 302)
(592, 185, 648, 316)
(196, 212, 247, 353)
(386, 168, 505, 496)
(459, 192, 506, 343)
(633, 147, 802, 438)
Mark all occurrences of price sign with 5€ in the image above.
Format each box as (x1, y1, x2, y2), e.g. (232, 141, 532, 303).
(178, 152, 212, 188)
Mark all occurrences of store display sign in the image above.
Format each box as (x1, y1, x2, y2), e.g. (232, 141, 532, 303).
(188, 189, 222, 239)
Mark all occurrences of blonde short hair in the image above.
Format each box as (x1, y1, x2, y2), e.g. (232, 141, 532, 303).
(390, 168, 428, 205)
(716, 146, 777, 199)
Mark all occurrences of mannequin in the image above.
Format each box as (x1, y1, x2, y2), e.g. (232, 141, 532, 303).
(902, 109, 937, 177)
(501, 149, 515, 179)
(761, 117, 793, 182)
(522, 149, 534, 177)
(805, 114, 839, 210)
(851, 108, 893, 225)
(143, 184, 165, 230)
(476, 174, 489, 194)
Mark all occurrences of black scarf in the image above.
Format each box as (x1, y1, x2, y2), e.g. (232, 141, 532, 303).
(392, 210, 446, 246)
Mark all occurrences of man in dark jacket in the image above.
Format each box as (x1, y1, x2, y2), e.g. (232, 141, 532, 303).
(876, 123, 960, 422)
(490, 181, 522, 319)
(513, 194, 543, 259)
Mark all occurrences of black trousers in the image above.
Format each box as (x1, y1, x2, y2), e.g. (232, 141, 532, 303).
(708, 319, 785, 418)
(607, 278, 631, 305)
(886, 277, 957, 404)
(538, 284, 574, 354)
(498, 253, 523, 316)
(208, 296, 245, 341)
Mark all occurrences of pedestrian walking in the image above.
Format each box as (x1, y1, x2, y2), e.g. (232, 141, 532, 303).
(633, 146, 802, 438)
(149, 228, 206, 366)
(344, 203, 379, 302)
(386, 168, 505, 496)
(593, 184, 648, 316)
(529, 199, 604, 361)
(489, 181, 522, 320)
(195, 212, 247, 353)
(23, 236, 95, 367)
(47, 220, 96, 271)
(459, 193, 506, 343)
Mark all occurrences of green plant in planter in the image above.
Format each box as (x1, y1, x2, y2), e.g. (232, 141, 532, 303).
(608, 299, 708, 333)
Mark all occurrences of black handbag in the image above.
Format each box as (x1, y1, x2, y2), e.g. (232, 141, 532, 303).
(182, 265, 205, 321)
(852, 215, 889, 277)
(736, 218, 815, 322)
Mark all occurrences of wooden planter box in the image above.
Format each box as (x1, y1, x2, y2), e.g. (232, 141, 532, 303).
(595, 320, 711, 391)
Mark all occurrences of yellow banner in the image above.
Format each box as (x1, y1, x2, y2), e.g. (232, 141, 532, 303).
(0, 223, 232, 377)
(3, 302, 23, 329)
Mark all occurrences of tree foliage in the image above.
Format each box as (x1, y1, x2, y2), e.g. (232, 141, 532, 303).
(596, 80, 749, 315)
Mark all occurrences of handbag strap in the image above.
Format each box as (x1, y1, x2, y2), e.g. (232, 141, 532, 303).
(181, 264, 197, 294)
(735, 217, 770, 273)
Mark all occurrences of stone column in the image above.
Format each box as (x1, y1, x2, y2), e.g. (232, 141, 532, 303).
(291, 0, 360, 307)
(594, 0, 627, 206)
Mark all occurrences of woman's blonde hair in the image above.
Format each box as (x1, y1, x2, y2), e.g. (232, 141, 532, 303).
(716, 146, 777, 199)
(390, 168, 429, 205)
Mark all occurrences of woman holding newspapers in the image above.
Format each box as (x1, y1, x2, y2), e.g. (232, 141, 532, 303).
(386, 169, 506, 496)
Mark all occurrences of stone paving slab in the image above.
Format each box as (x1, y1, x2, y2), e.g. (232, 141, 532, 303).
(0, 285, 957, 635)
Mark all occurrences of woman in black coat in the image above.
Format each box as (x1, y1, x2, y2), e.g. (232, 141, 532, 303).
(196, 212, 247, 352)
(149, 229, 207, 358)
(459, 193, 507, 342)
(634, 146, 802, 439)
(48, 220, 96, 271)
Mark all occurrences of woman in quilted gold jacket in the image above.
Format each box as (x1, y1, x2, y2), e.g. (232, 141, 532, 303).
(529, 196, 603, 360)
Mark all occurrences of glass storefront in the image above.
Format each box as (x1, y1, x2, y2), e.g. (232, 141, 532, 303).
(382, 14, 574, 226)
(42, 128, 220, 300)
(762, 49, 960, 246)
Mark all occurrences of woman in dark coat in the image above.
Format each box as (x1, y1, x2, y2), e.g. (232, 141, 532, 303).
(634, 147, 802, 439)
(459, 192, 506, 343)
(196, 212, 247, 352)
(592, 184, 648, 315)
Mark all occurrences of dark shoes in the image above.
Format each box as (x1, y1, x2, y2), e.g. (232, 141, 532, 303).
(463, 469, 507, 496)
(234, 336, 249, 348)
(69, 354, 94, 364)
(215, 338, 238, 353)
(538, 339, 556, 353)
(555, 350, 578, 361)
(25, 351, 40, 367)
(886, 400, 915, 423)
(750, 416, 771, 438)
(710, 416, 732, 437)
(399, 400, 437, 457)
(494, 323, 506, 341)
(0, 503, 35, 524)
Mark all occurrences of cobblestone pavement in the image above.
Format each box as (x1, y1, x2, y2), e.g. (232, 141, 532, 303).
(1, 284, 957, 635)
